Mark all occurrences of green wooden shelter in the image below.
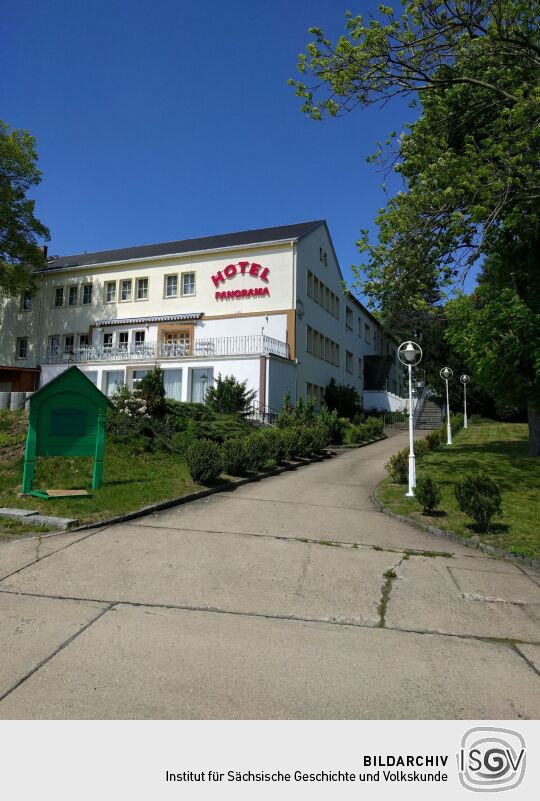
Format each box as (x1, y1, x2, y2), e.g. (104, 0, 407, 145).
(22, 366, 114, 495)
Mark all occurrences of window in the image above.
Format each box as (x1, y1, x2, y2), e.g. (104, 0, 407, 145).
(131, 369, 148, 391)
(64, 335, 74, 354)
(83, 371, 98, 385)
(16, 337, 28, 359)
(103, 332, 113, 349)
(346, 351, 353, 373)
(165, 274, 178, 297)
(54, 287, 64, 307)
(163, 369, 182, 401)
(79, 334, 89, 350)
(357, 317, 362, 337)
(306, 325, 340, 367)
(82, 284, 92, 305)
(118, 332, 129, 350)
(21, 290, 32, 311)
(307, 271, 314, 298)
(136, 277, 148, 300)
(182, 272, 195, 296)
(365, 323, 370, 344)
(134, 331, 145, 351)
(68, 286, 78, 306)
(48, 334, 60, 355)
(346, 307, 353, 330)
(358, 357, 363, 377)
(120, 279, 132, 301)
(105, 281, 116, 303)
(104, 370, 124, 397)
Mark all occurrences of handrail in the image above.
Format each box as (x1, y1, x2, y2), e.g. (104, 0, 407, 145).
(412, 384, 426, 430)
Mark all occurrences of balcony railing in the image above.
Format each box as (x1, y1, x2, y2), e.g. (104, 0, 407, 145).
(43, 335, 289, 364)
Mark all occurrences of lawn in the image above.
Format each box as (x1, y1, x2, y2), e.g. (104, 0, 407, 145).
(377, 422, 540, 559)
(0, 411, 199, 534)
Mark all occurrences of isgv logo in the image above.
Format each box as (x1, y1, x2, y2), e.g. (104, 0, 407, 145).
(457, 727, 526, 792)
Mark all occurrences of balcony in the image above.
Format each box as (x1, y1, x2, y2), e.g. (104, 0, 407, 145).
(43, 335, 290, 364)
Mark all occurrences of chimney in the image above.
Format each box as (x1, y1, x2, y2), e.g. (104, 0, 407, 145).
(39, 245, 48, 259)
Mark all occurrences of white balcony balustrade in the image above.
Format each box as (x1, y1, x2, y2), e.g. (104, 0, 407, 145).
(44, 334, 289, 363)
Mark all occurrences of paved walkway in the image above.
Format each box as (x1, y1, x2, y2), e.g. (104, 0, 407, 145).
(1, 433, 539, 719)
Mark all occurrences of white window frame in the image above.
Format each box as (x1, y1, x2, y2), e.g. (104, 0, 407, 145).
(16, 337, 28, 359)
(54, 286, 64, 307)
(105, 280, 117, 303)
(181, 271, 195, 296)
(63, 334, 75, 354)
(135, 277, 149, 301)
(67, 285, 78, 306)
(118, 331, 129, 350)
(120, 279, 132, 302)
(81, 283, 93, 305)
(164, 274, 178, 298)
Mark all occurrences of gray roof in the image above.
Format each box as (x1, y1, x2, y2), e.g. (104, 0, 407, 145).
(41, 220, 325, 272)
(95, 313, 202, 327)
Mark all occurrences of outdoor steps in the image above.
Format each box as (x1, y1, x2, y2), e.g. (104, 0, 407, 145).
(416, 400, 444, 429)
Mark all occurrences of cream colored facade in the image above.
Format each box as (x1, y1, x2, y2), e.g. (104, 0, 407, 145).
(0, 221, 404, 411)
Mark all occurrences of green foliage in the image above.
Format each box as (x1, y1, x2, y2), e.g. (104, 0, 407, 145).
(186, 439, 223, 484)
(385, 449, 408, 484)
(323, 378, 362, 420)
(415, 476, 442, 514)
(137, 365, 166, 419)
(197, 414, 252, 443)
(205, 374, 256, 416)
(257, 429, 288, 464)
(318, 405, 347, 444)
(414, 439, 431, 460)
(244, 432, 272, 472)
(275, 390, 296, 428)
(454, 473, 503, 532)
(0, 120, 50, 296)
(280, 427, 301, 460)
(350, 416, 385, 443)
(426, 429, 443, 450)
(222, 438, 248, 476)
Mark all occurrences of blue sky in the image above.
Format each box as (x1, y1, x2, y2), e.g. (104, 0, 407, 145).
(2, 0, 416, 303)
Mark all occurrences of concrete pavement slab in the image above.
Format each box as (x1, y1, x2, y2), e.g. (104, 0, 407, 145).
(0, 530, 98, 580)
(138, 494, 462, 552)
(515, 644, 540, 674)
(235, 477, 379, 511)
(449, 567, 540, 604)
(0, 524, 399, 625)
(0, 592, 107, 697)
(386, 556, 540, 640)
(1, 605, 538, 720)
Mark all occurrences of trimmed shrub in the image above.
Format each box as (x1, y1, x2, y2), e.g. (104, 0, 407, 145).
(281, 427, 300, 460)
(311, 423, 331, 453)
(454, 473, 503, 532)
(385, 449, 408, 484)
(258, 428, 287, 464)
(222, 438, 248, 476)
(414, 439, 431, 460)
(319, 406, 347, 444)
(363, 416, 384, 438)
(426, 429, 442, 450)
(296, 426, 316, 457)
(244, 432, 272, 472)
(186, 439, 223, 483)
(415, 476, 442, 514)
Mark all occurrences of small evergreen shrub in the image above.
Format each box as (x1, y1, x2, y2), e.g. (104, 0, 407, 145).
(296, 426, 316, 457)
(415, 476, 442, 514)
(385, 449, 408, 484)
(186, 439, 223, 483)
(258, 429, 287, 464)
(363, 416, 384, 438)
(319, 406, 347, 444)
(454, 473, 503, 532)
(426, 429, 442, 450)
(137, 365, 166, 418)
(324, 378, 362, 420)
(281, 427, 300, 460)
(350, 424, 369, 444)
(414, 439, 431, 460)
(205, 374, 256, 416)
(311, 423, 331, 452)
(275, 390, 296, 429)
(222, 438, 248, 476)
(244, 432, 271, 472)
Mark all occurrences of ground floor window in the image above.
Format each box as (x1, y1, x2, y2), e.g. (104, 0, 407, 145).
(83, 371, 98, 385)
(16, 337, 28, 359)
(190, 368, 213, 403)
(163, 369, 182, 401)
(104, 370, 124, 397)
(131, 369, 148, 391)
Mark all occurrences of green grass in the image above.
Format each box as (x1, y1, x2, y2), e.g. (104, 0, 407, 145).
(378, 422, 540, 559)
(0, 411, 199, 531)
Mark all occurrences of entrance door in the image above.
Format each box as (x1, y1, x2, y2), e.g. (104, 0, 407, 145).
(162, 331, 190, 357)
(190, 368, 213, 403)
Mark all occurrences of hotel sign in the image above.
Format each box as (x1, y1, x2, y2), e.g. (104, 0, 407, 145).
(212, 261, 270, 301)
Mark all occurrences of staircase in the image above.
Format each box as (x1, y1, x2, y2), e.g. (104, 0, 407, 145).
(416, 398, 443, 430)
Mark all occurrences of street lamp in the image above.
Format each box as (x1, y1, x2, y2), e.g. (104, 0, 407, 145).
(440, 366, 454, 445)
(398, 340, 423, 498)
(460, 374, 470, 429)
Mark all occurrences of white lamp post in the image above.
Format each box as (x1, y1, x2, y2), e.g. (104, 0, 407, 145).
(398, 340, 423, 497)
(460, 374, 470, 429)
(440, 366, 454, 444)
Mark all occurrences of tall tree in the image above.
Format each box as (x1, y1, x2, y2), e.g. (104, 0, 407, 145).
(0, 120, 49, 296)
(291, 0, 540, 451)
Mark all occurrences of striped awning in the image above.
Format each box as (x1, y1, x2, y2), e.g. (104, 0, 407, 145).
(94, 313, 202, 327)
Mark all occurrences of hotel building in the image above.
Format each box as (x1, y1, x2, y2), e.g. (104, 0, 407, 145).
(0, 221, 404, 412)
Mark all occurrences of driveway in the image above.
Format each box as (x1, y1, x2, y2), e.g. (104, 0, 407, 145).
(1, 433, 539, 719)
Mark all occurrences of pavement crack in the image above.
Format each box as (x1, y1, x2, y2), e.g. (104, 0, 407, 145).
(0, 602, 115, 704)
(377, 556, 406, 628)
(511, 644, 540, 678)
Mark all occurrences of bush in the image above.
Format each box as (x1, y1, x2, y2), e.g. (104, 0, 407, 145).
(311, 423, 331, 452)
(186, 439, 223, 483)
(296, 426, 317, 457)
(415, 476, 442, 514)
(385, 449, 408, 484)
(222, 438, 248, 476)
(319, 406, 347, 444)
(363, 416, 384, 438)
(137, 366, 166, 418)
(205, 374, 256, 416)
(280, 427, 300, 460)
(323, 378, 362, 420)
(244, 432, 272, 472)
(414, 439, 431, 460)
(275, 390, 296, 428)
(426, 429, 442, 450)
(454, 473, 503, 532)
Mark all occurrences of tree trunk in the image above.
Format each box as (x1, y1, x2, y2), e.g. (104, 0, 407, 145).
(528, 404, 540, 456)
